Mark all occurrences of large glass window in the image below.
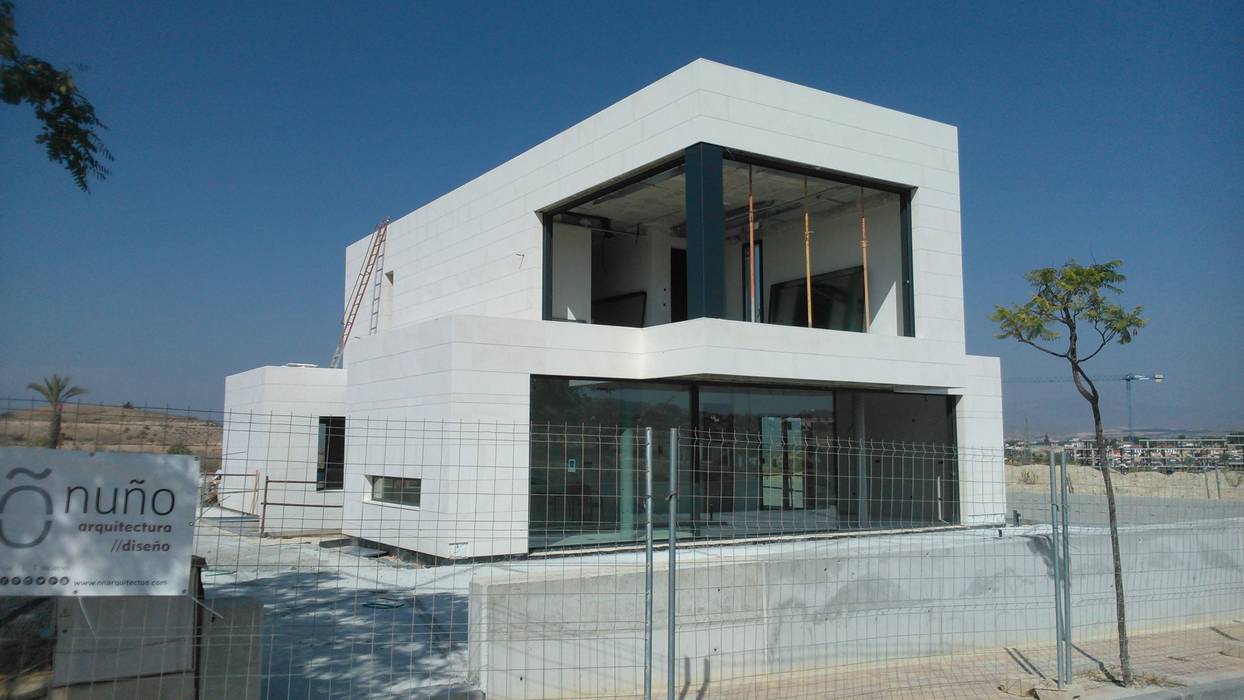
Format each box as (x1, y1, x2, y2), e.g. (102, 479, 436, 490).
(530, 377, 690, 549)
(695, 386, 837, 536)
(833, 391, 958, 528)
(721, 156, 906, 334)
(530, 376, 959, 550)
(542, 146, 912, 333)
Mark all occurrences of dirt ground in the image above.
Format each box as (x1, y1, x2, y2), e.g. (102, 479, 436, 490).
(1006, 462, 1244, 502)
(0, 403, 222, 471)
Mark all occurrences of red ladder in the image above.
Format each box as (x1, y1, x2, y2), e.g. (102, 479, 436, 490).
(330, 218, 389, 368)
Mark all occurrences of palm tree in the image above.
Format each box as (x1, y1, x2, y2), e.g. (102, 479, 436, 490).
(26, 374, 87, 448)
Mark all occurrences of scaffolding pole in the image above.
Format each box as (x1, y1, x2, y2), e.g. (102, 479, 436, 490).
(747, 165, 757, 323)
(803, 176, 813, 328)
(859, 187, 871, 332)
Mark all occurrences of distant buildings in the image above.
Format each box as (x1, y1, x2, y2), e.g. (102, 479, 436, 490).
(1006, 434, 1243, 469)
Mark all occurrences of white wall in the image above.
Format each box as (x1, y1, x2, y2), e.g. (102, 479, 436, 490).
(549, 223, 590, 322)
(955, 355, 1006, 525)
(221, 366, 347, 535)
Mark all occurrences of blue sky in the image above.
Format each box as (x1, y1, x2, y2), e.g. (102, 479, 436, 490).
(1, 1, 1241, 437)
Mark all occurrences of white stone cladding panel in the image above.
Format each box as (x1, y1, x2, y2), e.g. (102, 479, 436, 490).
(955, 355, 1006, 525)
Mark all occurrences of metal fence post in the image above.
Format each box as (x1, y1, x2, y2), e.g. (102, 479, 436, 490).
(1060, 449, 1073, 683)
(668, 427, 678, 700)
(644, 426, 654, 700)
(259, 475, 270, 538)
(1049, 449, 1065, 688)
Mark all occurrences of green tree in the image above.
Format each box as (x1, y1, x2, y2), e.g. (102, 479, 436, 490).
(1, 2, 111, 191)
(993, 259, 1146, 685)
(26, 374, 87, 448)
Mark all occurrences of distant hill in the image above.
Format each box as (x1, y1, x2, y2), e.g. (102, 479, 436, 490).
(0, 404, 222, 472)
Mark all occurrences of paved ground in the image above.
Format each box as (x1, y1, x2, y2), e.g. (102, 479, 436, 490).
(687, 623, 1244, 699)
(1007, 492, 1244, 527)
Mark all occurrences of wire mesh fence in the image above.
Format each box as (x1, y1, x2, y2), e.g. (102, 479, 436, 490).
(1, 398, 1242, 699)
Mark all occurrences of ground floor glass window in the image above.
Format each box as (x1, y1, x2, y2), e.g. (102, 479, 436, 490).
(530, 376, 957, 550)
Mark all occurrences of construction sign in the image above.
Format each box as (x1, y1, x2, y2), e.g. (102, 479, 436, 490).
(0, 447, 198, 596)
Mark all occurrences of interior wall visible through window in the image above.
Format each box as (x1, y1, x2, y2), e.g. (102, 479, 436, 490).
(545, 160, 687, 328)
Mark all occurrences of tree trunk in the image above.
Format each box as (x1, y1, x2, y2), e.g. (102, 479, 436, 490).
(48, 406, 62, 449)
(1092, 397, 1133, 684)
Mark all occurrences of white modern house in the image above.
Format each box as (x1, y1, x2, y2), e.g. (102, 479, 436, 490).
(222, 59, 1004, 558)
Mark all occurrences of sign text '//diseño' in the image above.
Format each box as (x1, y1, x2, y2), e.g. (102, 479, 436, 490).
(0, 447, 198, 596)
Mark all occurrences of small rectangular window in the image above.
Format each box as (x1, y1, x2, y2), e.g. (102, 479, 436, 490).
(368, 476, 421, 507)
(316, 416, 345, 491)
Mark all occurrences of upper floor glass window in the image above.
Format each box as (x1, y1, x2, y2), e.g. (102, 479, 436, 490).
(721, 157, 906, 335)
(545, 160, 686, 328)
(543, 146, 913, 336)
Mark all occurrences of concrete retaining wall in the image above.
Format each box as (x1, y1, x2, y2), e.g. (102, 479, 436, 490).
(468, 520, 1244, 700)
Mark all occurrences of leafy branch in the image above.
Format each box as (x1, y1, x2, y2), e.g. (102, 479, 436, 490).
(1, 1, 111, 191)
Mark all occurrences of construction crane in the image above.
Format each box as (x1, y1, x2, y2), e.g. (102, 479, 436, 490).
(1005, 372, 1164, 438)
(329, 219, 390, 369)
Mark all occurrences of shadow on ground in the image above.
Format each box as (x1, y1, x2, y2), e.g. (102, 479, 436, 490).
(209, 571, 472, 699)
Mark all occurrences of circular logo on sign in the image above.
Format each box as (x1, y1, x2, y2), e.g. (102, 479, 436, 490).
(0, 467, 54, 549)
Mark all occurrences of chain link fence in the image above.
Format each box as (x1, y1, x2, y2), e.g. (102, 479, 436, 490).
(1, 398, 1241, 699)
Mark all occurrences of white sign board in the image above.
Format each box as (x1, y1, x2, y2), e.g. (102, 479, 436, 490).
(0, 447, 199, 596)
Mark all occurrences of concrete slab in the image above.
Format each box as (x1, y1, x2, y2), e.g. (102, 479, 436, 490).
(52, 597, 195, 687)
(199, 596, 264, 700)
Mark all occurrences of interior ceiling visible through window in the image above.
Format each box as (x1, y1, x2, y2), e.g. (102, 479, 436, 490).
(563, 160, 894, 242)
(567, 165, 686, 232)
(721, 161, 890, 243)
